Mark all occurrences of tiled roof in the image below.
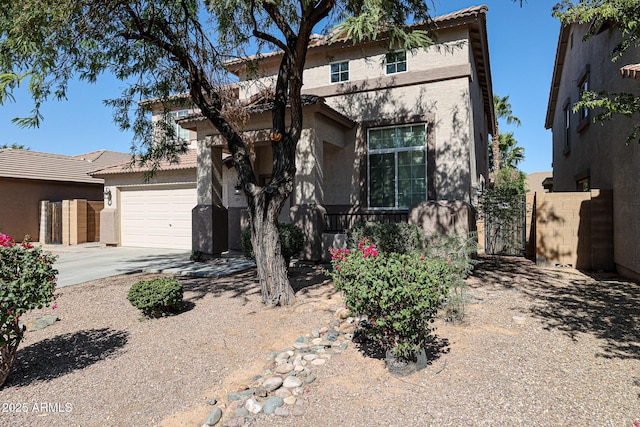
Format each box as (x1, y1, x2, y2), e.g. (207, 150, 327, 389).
(174, 93, 356, 134)
(89, 150, 197, 176)
(174, 93, 326, 125)
(0, 149, 110, 184)
(72, 150, 132, 166)
(225, 5, 489, 70)
(621, 63, 640, 79)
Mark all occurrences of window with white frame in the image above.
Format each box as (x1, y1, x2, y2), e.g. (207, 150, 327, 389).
(385, 50, 407, 74)
(368, 124, 427, 209)
(168, 110, 190, 141)
(330, 61, 349, 83)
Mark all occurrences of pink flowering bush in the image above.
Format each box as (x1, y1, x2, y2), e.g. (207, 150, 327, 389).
(329, 237, 456, 361)
(0, 234, 58, 387)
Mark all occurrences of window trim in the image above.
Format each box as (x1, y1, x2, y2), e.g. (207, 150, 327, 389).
(385, 50, 408, 75)
(562, 98, 571, 155)
(330, 60, 349, 83)
(367, 123, 427, 210)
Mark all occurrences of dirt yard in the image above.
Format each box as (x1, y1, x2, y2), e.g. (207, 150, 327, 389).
(1, 256, 639, 426)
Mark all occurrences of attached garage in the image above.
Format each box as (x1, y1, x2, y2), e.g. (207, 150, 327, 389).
(120, 185, 196, 249)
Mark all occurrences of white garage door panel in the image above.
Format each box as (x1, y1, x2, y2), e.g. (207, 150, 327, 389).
(120, 186, 196, 249)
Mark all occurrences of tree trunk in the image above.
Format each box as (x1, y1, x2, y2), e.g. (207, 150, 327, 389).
(492, 122, 501, 173)
(0, 320, 24, 388)
(249, 191, 296, 307)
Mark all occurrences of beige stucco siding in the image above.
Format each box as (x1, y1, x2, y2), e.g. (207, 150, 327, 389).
(301, 29, 470, 89)
(236, 28, 470, 100)
(550, 23, 640, 278)
(323, 76, 475, 203)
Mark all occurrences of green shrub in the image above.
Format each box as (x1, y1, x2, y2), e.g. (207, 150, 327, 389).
(190, 250, 205, 262)
(423, 233, 478, 322)
(240, 222, 305, 266)
(329, 238, 456, 360)
(0, 234, 58, 387)
(348, 222, 424, 254)
(127, 278, 184, 317)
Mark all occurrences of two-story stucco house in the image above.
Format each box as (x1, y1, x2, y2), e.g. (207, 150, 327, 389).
(93, 5, 496, 260)
(545, 21, 640, 280)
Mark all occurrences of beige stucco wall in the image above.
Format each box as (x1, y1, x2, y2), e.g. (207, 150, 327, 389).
(236, 27, 470, 97)
(0, 177, 102, 242)
(187, 21, 492, 258)
(534, 190, 613, 271)
(549, 23, 640, 278)
(230, 26, 487, 206)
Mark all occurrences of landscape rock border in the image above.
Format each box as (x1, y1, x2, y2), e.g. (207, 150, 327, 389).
(202, 309, 354, 426)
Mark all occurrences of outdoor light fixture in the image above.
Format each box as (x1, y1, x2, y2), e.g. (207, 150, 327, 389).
(234, 183, 242, 195)
(103, 187, 112, 206)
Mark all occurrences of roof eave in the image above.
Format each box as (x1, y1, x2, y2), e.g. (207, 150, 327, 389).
(546, 24, 571, 129)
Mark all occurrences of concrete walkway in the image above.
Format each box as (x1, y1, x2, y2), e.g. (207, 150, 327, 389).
(43, 244, 255, 288)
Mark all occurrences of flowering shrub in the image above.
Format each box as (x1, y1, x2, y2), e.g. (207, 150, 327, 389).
(330, 238, 456, 360)
(0, 234, 58, 387)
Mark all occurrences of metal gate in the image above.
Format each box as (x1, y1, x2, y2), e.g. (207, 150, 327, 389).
(45, 202, 62, 244)
(482, 194, 526, 256)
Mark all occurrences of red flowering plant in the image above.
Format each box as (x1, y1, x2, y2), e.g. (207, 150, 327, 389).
(329, 237, 456, 362)
(0, 234, 58, 387)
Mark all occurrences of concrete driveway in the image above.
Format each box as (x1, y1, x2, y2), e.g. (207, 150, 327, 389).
(45, 244, 255, 288)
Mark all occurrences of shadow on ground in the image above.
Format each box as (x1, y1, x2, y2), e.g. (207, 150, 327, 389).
(471, 256, 640, 360)
(179, 265, 338, 307)
(6, 328, 128, 388)
(353, 331, 450, 376)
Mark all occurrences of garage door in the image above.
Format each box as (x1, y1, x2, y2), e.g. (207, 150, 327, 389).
(120, 185, 196, 249)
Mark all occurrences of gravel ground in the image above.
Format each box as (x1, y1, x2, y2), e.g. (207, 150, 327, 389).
(1, 257, 639, 427)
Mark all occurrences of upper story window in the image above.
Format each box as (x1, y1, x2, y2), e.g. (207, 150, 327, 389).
(385, 50, 407, 75)
(168, 110, 190, 141)
(577, 65, 591, 131)
(563, 100, 571, 155)
(330, 61, 349, 83)
(368, 124, 426, 209)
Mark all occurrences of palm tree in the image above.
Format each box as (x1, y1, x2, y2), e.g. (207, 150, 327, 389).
(490, 131, 524, 169)
(492, 95, 521, 172)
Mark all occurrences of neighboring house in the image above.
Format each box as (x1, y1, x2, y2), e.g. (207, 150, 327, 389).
(90, 150, 198, 250)
(545, 22, 640, 280)
(525, 171, 553, 194)
(95, 6, 495, 258)
(0, 148, 130, 242)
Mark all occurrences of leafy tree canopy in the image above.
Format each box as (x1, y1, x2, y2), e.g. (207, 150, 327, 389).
(0, 0, 435, 151)
(554, 0, 640, 143)
(0, 143, 28, 150)
(490, 94, 523, 173)
(0, 0, 445, 306)
(489, 131, 525, 171)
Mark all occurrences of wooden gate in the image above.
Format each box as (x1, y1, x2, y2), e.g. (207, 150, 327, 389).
(45, 202, 62, 244)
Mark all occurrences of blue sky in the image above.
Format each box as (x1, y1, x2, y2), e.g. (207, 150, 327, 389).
(1, 0, 560, 174)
